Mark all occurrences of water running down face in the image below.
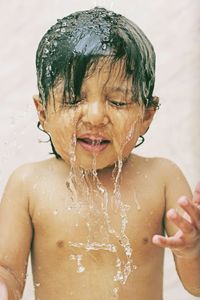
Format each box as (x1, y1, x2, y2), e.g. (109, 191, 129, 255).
(34, 58, 155, 170)
(35, 7, 158, 167)
(33, 8, 158, 293)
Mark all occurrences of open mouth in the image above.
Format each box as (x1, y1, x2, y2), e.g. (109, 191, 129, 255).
(77, 137, 110, 152)
(77, 138, 110, 145)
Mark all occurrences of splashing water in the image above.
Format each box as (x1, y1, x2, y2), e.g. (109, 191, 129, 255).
(69, 241, 117, 253)
(68, 155, 134, 288)
(93, 0, 116, 10)
(133, 191, 141, 211)
(70, 254, 85, 273)
(125, 122, 136, 144)
(110, 156, 134, 283)
(35, 282, 41, 288)
(68, 132, 77, 163)
(65, 131, 80, 209)
(113, 287, 119, 295)
(65, 107, 146, 296)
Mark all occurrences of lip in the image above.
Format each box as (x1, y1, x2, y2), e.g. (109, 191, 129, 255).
(77, 134, 111, 153)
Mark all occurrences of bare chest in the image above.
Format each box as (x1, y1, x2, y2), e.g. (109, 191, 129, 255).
(31, 176, 165, 262)
(30, 174, 165, 299)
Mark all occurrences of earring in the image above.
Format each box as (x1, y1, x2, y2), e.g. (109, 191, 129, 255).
(37, 121, 50, 143)
(135, 136, 145, 148)
(37, 122, 61, 159)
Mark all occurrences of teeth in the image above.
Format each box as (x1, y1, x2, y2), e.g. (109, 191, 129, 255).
(86, 139, 101, 145)
(78, 138, 109, 145)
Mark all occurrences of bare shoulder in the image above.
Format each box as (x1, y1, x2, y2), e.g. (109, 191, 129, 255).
(9, 158, 65, 181)
(2, 158, 67, 199)
(130, 154, 192, 204)
(128, 154, 191, 193)
(144, 156, 192, 195)
(130, 154, 186, 177)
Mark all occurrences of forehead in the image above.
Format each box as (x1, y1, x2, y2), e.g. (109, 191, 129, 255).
(84, 58, 132, 89)
(49, 58, 132, 101)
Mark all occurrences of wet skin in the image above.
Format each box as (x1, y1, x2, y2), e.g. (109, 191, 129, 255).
(0, 156, 195, 300)
(0, 60, 200, 299)
(35, 59, 153, 171)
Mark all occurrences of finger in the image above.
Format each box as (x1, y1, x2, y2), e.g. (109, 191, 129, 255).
(152, 234, 184, 249)
(178, 197, 200, 230)
(0, 282, 8, 300)
(167, 208, 195, 234)
(193, 182, 200, 205)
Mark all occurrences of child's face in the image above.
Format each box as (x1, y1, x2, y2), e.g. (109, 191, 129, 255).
(35, 59, 154, 170)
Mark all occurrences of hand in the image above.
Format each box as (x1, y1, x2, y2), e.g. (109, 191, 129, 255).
(0, 282, 8, 300)
(152, 182, 200, 258)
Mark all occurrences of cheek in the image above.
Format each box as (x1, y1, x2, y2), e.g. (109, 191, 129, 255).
(110, 110, 143, 154)
(46, 110, 79, 160)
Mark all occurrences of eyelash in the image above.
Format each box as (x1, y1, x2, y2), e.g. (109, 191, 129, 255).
(63, 97, 83, 107)
(63, 96, 129, 108)
(108, 100, 128, 108)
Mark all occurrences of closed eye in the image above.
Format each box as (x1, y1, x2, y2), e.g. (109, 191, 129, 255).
(63, 96, 85, 107)
(109, 100, 129, 107)
(66, 99, 81, 106)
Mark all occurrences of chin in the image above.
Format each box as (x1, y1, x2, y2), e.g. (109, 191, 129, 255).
(60, 147, 132, 171)
(71, 154, 108, 170)
(76, 154, 126, 172)
(77, 161, 111, 171)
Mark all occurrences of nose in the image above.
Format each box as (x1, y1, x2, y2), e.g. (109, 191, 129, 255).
(82, 99, 109, 127)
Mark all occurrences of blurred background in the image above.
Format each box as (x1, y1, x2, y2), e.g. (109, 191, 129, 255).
(0, 0, 199, 299)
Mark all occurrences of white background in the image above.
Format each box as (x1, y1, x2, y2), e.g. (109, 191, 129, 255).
(0, 0, 199, 299)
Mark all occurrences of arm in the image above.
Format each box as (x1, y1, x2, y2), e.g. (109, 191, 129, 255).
(152, 162, 200, 296)
(0, 165, 33, 299)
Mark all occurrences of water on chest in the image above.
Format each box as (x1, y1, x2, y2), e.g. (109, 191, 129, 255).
(32, 162, 163, 299)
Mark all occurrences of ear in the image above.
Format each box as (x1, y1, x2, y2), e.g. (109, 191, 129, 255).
(139, 107, 157, 136)
(33, 95, 47, 129)
(139, 96, 160, 135)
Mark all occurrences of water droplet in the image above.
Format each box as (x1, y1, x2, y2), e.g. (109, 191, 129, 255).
(69, 254, 76, 260)
(113, 287, 119, 296)
(77, 265, 85, 273)
(69, 254, 85, 273)
(113, 270, 124, 282)
(132, 264, 137, 270)
(115, 259, 121, 268)
(53, 209, 58, 215)
(125, 245, 132, 257)
(133, 191, 141, 211)
(43, 48, 49, 54)
(102, 43, 107, 50)
(35, 282, 41, 288)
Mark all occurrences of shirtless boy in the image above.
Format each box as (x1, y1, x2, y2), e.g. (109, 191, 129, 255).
(0, 7, 200, 300)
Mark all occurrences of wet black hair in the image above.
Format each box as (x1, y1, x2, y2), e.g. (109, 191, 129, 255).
(36, 7, 157, 108)
(36, 7, 158, 158)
